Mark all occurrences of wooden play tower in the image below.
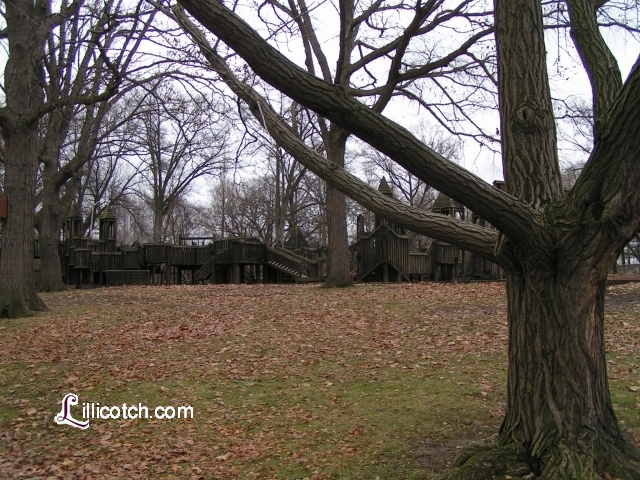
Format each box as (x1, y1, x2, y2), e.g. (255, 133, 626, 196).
(349, 178, 505, 282)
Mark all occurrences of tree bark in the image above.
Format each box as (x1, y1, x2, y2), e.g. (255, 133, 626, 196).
(495, 0, 562, 206)
(322, 130, 352, 288)
(0, 127, 46, 317)
(0, 0, 48, 317)
(35, 178, 66, 292)
(443, 255, 640, 479)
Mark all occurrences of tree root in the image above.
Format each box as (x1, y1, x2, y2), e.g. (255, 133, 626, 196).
(438, 442, 532, 480)
(437, 436, 640, 480)
(537, 439, 640, 480)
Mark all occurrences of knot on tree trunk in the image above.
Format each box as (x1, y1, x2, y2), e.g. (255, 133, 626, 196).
(514, 102, 551, 134)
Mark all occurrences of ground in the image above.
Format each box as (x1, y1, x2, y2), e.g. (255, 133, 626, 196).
(0, 282, 638, 479)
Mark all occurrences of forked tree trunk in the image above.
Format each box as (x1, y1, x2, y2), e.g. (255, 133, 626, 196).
(0, 127, 46, 317)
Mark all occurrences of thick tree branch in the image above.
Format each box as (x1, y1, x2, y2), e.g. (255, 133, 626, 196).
(38, 0, 82, 43)
(177, 0, 537, 247)
(565, 0, 623, 138)
(568, 63, 640, 237)
(0, 107, 16, 135)
(495, 0, 562, 207)
(174, 5, 501, 263)
(26, 82, 120, 126)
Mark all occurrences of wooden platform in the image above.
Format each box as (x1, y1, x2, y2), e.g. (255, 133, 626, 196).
(106, 270, 150, 286)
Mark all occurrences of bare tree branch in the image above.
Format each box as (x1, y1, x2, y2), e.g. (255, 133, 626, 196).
(177, 0, 537, 247)
(173, 5, 501, 262)
(565, 0, 623, 137)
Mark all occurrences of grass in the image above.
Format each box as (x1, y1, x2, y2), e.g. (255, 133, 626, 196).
(0, 282, 638, 479)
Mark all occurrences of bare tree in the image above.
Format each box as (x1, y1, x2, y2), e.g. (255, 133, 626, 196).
(208, 175, 274, 242)
(0, 0, 104, 315)
(177, 0, 640, 476)
(208, 165, 323, 246)
(166, 0, 496, 287)
(232, 96, 327, 246)
(132, 82, 228, 242)
(33, 1, 176, 291)
(77, 101, 144, 236)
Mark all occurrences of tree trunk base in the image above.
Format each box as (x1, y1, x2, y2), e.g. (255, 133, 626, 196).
(438, 436, 640, 480)
(37, 280, 67, 293)
(0, 289, 48, 318)
(321, 272, 353, 288)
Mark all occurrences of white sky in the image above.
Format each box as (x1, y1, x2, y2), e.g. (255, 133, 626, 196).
(222, 0, 640, 186)
(1, 1, 639, 200)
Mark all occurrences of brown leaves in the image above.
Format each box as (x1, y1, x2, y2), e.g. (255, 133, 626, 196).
(0, 282, 638, 477)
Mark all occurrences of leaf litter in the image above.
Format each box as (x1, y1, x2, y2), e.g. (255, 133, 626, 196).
(0, 282, 638, 479)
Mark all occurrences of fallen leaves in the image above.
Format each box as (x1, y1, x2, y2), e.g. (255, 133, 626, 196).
(0, 282, 638, 479)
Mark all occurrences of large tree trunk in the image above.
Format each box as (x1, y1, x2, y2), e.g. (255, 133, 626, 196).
(35, 166, 67, 292)
(443, 257, 640, 479)
(322, 130, 352, 288)
(36, 207, 66, 292)
(501, 267, 639, 478)
(152, 200, 164, 243)
(0, 0, 47, 317)
(0, 128, 46, 317)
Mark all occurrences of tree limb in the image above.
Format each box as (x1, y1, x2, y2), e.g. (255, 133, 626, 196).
(569, 62, 640, 235)
(173, 5, 501, 263)
(494, 0, 562, 208)
(177, 0, 537, 247)
(565, 0, 623, 138)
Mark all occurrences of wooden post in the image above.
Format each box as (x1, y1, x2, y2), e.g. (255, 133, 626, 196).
(383, 262, 389, 284)
(233, 263, 241, 284)
(0, 193, 7, 221)
(356, 214, 364, 239)
(461, 250, 467, 282)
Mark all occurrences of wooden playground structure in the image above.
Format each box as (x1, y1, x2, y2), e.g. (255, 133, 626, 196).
(1, 180, 505, 287)
(21, 206, 328, 287)
(348, 179, 504, 283)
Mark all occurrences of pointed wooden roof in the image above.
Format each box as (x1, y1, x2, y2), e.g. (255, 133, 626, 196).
(284, 226, 310, 250)
(431, 193, 464, 213)
(378, 177, 393, 197)
(100, 205, 116, 220)
(66, 204, 83, 220)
